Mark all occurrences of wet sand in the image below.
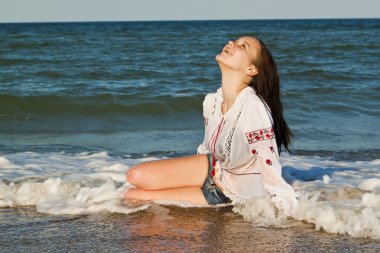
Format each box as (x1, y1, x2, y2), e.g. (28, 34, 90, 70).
(1, 204, 379, 252)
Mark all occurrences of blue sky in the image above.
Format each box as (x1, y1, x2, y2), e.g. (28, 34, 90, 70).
(0, 0, 379, 23)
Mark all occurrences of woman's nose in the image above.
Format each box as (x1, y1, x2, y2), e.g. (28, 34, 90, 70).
(228, 41, 234, 47)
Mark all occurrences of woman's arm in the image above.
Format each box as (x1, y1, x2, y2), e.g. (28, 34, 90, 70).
(242, 97, 298, 216)
(197, 93, 217, 155)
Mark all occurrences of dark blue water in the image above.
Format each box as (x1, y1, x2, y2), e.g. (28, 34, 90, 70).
(0, 19, 379, 158)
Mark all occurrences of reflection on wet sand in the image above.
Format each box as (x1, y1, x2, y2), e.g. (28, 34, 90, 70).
(1, 205, 379, 252)
(122, 204, 334, 252)
(123, 204, 209, 252)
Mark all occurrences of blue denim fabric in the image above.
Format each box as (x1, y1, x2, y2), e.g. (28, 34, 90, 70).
(201, 154, 232, 205)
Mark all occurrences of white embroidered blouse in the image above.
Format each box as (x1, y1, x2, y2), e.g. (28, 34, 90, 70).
(197, 86, 298, 216)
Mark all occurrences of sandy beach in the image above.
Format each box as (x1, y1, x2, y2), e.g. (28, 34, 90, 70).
(1, 204, 379, 252)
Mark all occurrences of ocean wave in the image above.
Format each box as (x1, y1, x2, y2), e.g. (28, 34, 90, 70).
(234, 155, 380, 239)
(0, 151, 379, 239)
(283, 69, 358, 81)
(0, 94, 203, 116)
(6, 41, 52, 50)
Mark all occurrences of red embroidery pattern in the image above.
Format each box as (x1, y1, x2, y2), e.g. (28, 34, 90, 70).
(251, 149, 258, 155)
(266, 159, 272, 166)
(269, 146, 274, 152)
(245, 127, 275, 144)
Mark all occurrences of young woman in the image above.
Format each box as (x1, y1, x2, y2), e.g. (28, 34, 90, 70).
(125, 36, 298, 216)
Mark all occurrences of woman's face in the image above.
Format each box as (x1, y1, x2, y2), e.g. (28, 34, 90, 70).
(216, 36, 260, 74)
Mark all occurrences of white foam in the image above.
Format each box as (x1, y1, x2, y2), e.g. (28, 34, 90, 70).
(232, 197, 295, 228)
(233, 155, 380, 239)
(362, 193, 380, 209)
(359, 178, 380, 191)
(0, 151, 153, 215)
(323, 174, 330, 184)
(1, 152, 380, 239)
(297, 192, 380, 239)
(0, 157, 17, 168)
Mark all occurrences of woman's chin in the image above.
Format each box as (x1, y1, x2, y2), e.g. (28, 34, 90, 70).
(215, 54, 227, 64)
(216, 55, 231, 69)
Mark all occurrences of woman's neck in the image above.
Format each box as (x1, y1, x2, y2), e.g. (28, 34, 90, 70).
(220, 71, 249, 114)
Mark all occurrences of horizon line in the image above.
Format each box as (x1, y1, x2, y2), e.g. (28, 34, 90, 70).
(1, 17, 379, 25)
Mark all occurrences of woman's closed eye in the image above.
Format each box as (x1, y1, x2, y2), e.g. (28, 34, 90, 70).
(235, 40, 246, 49)
(238, 43, 246, 49)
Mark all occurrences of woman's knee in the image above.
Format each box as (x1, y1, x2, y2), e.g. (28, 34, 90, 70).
(126, 165, 144, 188)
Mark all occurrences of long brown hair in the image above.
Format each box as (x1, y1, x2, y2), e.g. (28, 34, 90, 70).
(249, 37, 292, 154)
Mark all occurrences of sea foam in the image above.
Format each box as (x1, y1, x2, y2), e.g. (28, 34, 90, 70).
(0, 151, 379, 239)
(233, 155, 380, 239)
(0, 151, 151, 215)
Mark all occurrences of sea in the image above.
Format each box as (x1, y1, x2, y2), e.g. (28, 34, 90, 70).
(0, 19, 379, 252)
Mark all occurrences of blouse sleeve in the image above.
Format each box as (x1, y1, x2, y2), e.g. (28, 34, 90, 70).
(197, 93, 215, 155)
(197, 141, 209, 155)
(241, 98, 298, 216)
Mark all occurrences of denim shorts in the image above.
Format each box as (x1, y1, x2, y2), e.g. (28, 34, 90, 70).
(201, 154, 232, 205)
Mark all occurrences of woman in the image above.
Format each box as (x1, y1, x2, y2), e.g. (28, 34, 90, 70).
(125, 36, 298, 216)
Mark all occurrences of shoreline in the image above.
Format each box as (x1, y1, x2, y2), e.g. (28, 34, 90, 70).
(1, 205, 379, 252)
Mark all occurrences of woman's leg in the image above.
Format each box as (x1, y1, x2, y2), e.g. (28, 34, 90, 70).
(126, 154, 209, 190)
(124, 154, 210, 204)
(125, 186, 208, 205)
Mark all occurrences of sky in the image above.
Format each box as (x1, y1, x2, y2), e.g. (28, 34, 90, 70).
(0, 0, 379, 23)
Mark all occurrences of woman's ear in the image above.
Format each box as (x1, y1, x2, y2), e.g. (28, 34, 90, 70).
(246, 65, 258, 77)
